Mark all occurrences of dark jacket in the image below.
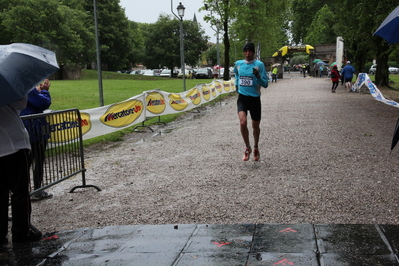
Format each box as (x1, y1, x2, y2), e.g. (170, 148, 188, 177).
(20, 89, 51, 142)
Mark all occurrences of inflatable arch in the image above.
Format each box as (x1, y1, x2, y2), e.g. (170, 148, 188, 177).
(272, 45, 314, 57)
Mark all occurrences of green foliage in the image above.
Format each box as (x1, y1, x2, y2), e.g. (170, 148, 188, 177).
(291, 0, 332, 45)
(0, 0, 95, 66)
(290, 54, 308, 65)
(231, 0, 290, 57)
(304, 5, 337, 45)
(141, 15, 208, 70)
(127, 21, 146, 67)
(336, 1, 398, 86)
(201, 0, 291, 64)
(84, 0, 135, 70)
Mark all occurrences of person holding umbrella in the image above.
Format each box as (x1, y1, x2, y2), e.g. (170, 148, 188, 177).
(0, 97, 42, 246)
(0, 43, 59, 246)
(234, 43, 268, 161)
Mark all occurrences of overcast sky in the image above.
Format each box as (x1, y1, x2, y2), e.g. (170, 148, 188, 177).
(119, 0, 217, 43)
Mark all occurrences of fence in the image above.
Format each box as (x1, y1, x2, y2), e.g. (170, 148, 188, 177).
(21, 108, 101, 195)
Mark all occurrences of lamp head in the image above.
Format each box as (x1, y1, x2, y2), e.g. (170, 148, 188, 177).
(216, 20, 220, 29)
(177, 2, 185, 18)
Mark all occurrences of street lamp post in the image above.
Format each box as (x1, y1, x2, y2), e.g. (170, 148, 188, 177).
(93, 0, 104, 106)
(171, 1, 186, 91)
(232, 33, 237, 63)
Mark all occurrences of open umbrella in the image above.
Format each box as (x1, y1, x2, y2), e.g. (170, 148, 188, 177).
(374, 6, 399, 44)
(375, 7, 399, 151)
(313, 59, 322, 63)
(316, 61, 328, 66)
(0, 43, 59, 107)
(272, 63, 281, 67)
(330, 62, 337, 67)
(391, 118, 399, 151)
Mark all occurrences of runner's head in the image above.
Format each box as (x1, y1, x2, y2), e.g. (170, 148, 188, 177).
(243, 43, 255, 61)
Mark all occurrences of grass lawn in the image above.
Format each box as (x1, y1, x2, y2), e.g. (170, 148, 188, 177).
(47, 70, 220, 145)
(49, 70, 214, 110)
(367, 74, 399, 101)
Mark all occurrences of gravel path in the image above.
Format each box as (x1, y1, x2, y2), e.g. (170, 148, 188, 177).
(32, 73, 399, 234)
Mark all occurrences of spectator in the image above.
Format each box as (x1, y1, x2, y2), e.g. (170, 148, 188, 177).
(341, 61, 356, 92)
(330, 65, 341, 93)
(271, 67, 278, 83)
(0, 97, 42, 245)
(314, 64, 319, 78)
(20, 79, 53, 201)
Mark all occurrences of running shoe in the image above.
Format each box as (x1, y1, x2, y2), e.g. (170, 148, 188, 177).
(243, 148, 252, 161)
(253, 148, 260, 161)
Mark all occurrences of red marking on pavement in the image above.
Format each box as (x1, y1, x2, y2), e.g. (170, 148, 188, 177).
(42, 235, 59, 241)
(212, 241, 232, 247)
(279, 228, 297, 233)
(274, 258, 294, 265)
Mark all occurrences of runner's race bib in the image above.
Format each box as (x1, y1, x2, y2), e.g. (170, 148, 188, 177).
(240, 76, 253, 87)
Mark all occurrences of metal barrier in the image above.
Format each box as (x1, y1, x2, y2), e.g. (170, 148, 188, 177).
(21, 108, 101, 195)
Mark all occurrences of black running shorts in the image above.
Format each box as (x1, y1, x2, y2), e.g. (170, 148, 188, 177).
(237, 93, 261, 121)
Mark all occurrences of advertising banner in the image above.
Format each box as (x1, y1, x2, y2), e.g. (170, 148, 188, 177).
(336, 37, 344, 71)
(74, 79, 235, 140)
(352, 73, 399, 108)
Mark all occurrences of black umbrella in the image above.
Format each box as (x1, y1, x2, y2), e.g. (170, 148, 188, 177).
(374, 7, 399, 151)
(0, 43, 59, 107)
(391, 118, 399, 151)
(374, 6, 399, 44)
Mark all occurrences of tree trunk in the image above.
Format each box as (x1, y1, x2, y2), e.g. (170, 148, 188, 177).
(223, 18, 230, 81)
(375, 41, 390, 87)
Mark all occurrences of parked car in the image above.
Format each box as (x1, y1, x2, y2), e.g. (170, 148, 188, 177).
(160, 69, 171, 77)
(177, 69, 190, 78)
(153, 69, 161, 76)
(219, 68, 231, 79)
(195, 68, 213, 79)
(142, 69, 155, 76)
(369, 64, 399, 75)
(229, 67, 235, 77)
(160, 69, 178, 77)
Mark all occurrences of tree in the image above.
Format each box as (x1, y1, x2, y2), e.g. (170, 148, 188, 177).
(202, 0, 291, 76)
(0, 0, 95, 78)
(304, 4, 337, 45)
(334, 0, 396, 87)
(232, 0, 290, 57)
(202, 0, 234, 80)
(291, 0, 331, 45)
(141, 15, 208, 72)
(127, 21, 145, 68)
(84, 0, 134, 71)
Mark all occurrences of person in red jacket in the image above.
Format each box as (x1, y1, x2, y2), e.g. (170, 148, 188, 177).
(330, 65, 340, 93)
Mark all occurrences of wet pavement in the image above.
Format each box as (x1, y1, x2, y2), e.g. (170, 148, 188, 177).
(1, 223, 399, 265)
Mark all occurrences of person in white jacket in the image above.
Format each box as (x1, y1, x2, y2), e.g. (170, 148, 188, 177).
(0, 96, 42, 246)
